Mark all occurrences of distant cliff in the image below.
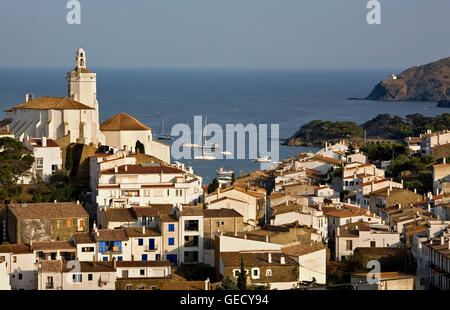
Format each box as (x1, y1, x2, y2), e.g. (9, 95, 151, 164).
(365, 57, 450, 102)
(285, 113, 450, 146)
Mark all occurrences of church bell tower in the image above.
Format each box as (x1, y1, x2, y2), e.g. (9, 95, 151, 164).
(66, 48, 104, 145)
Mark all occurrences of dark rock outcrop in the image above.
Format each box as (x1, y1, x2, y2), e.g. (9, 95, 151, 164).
(365, 57, 450, 102)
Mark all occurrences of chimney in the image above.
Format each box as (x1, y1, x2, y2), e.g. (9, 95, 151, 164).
(42, 137, 47, 147)
(205, 278, 210, 291)
(337, 227, 340, 236)
(124, 165, 128, 172)
(441, 237, 445, 245)
(76, 200, 80, 205)
(265, 235, 269, 243)
(398, 204, 402, 210)
(280, 256, 285, 265)
(114, 165, 118, 173)
(142, 226, 145, 234)
(268, 253, 272, 263)
(113, 257, 117, 269)
(414, 188, 417, 194)
(244, 234, 247, 239)
(371, 180, 374, 192)
(444, 157, 447, 164)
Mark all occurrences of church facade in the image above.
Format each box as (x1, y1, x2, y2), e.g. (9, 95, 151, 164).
(1, 48, 170, 163)
(3, 48, 105, 146)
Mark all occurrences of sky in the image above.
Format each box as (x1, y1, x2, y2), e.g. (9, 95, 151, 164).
(0, 0, 449, 69)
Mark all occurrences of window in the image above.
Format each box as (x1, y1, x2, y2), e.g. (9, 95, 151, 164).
(126, 284, 132, 290)
(233, 269, 240, 278)
(103, 257, 108, 261)
(140, 269, 145, 276)
(168, 224, 175, 232)
(13, 256, 17, 263)
(142, 254, 148, 261)
(138, 238, 144, 246)
(72, 274, 82, 283)
(251, 268, 260, 279)
(346, 240, 353, 251)
(82, 247, 94, 252)
(370, 241, 376, 247)
(184, 220, 199, 231)
(18, 273, 23, 280)
(67, 219, 72, 227)
(36, 158, 44, 177)
(117, 256, 123, 261)
(51, 164, 58, 173)
(79, 219, 85, 227)
(88, 274, 93, 281)
(149, 239, 155, 250)
(168, 238, 175, 246)
(266, 269, 272, 277)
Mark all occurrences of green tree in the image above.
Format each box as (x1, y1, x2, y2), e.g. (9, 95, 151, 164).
(208, 178, 220, 194)
(65, 145, 73, 173)
(135, 140, 145, 154)
(0, 137, 34, 201)
(216, 276, 238, 290)
(237, 258, 247, 290)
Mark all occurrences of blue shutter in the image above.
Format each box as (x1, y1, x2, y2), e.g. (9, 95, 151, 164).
(138, 238, 143, 246)
(99, 241, 106, 253)
(113, 241, 122, 252)
(142, 254, 148, 261)
(149, 239, 155, 250)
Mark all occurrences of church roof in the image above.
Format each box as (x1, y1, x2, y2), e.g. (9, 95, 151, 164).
(100, 112, 151, 131)
(7, 97, 94, 111)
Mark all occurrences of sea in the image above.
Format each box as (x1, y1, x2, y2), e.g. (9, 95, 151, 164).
(0, 67, 445, 184)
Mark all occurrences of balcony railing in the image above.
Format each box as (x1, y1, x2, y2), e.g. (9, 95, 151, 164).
(144, 246, 158, 252)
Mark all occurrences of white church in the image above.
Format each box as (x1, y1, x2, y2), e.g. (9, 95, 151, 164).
(1, 48, 170, 163)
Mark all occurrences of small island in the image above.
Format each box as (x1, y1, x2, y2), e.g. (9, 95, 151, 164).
(284, 113, 450, 146)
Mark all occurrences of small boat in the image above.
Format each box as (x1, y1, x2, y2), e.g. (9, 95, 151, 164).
(194, 154, 216, 160)
(157, 120, 173, 140)
(217, 167, 233, 175)
(254, 156, 272, 163)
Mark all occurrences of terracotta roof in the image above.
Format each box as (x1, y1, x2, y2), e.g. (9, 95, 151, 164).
(105, 208, 137, 223)
(100, 112, 151, 131)
(124, 227, 160, 237)
(62, 261, 116, 273)
(38, 260, 63, 272)
(202, 208, 243, 218)
(221, 252, 297, 267)
(159, 214, 178, 223)
(179, 206, 203, 216)
(28, 138, 59, 148)
(100, 164, 185, 175)
(32, 241, 75, 251)
(282, 243, 325, 257)
(73, 233, 96, 244)
(0, 129, 13, 135)
(116, 260, 170, 268)
(0, 244, 32, 254)
(7, 97, 94, 111)
(97, 229, 129, 241)
(8, 202, 88, 219)
(208, 196, 247, 205)
(132, 205, 173, 217)
(433, 163, 450, 169)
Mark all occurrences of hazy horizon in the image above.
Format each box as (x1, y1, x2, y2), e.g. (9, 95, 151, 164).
(1, 1, 449, 69)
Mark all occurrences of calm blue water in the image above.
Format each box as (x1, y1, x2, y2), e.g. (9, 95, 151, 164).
(0, 68, 444, 183)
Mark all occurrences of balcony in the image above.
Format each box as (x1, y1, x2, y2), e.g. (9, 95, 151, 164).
(144, 245, 158, 252)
